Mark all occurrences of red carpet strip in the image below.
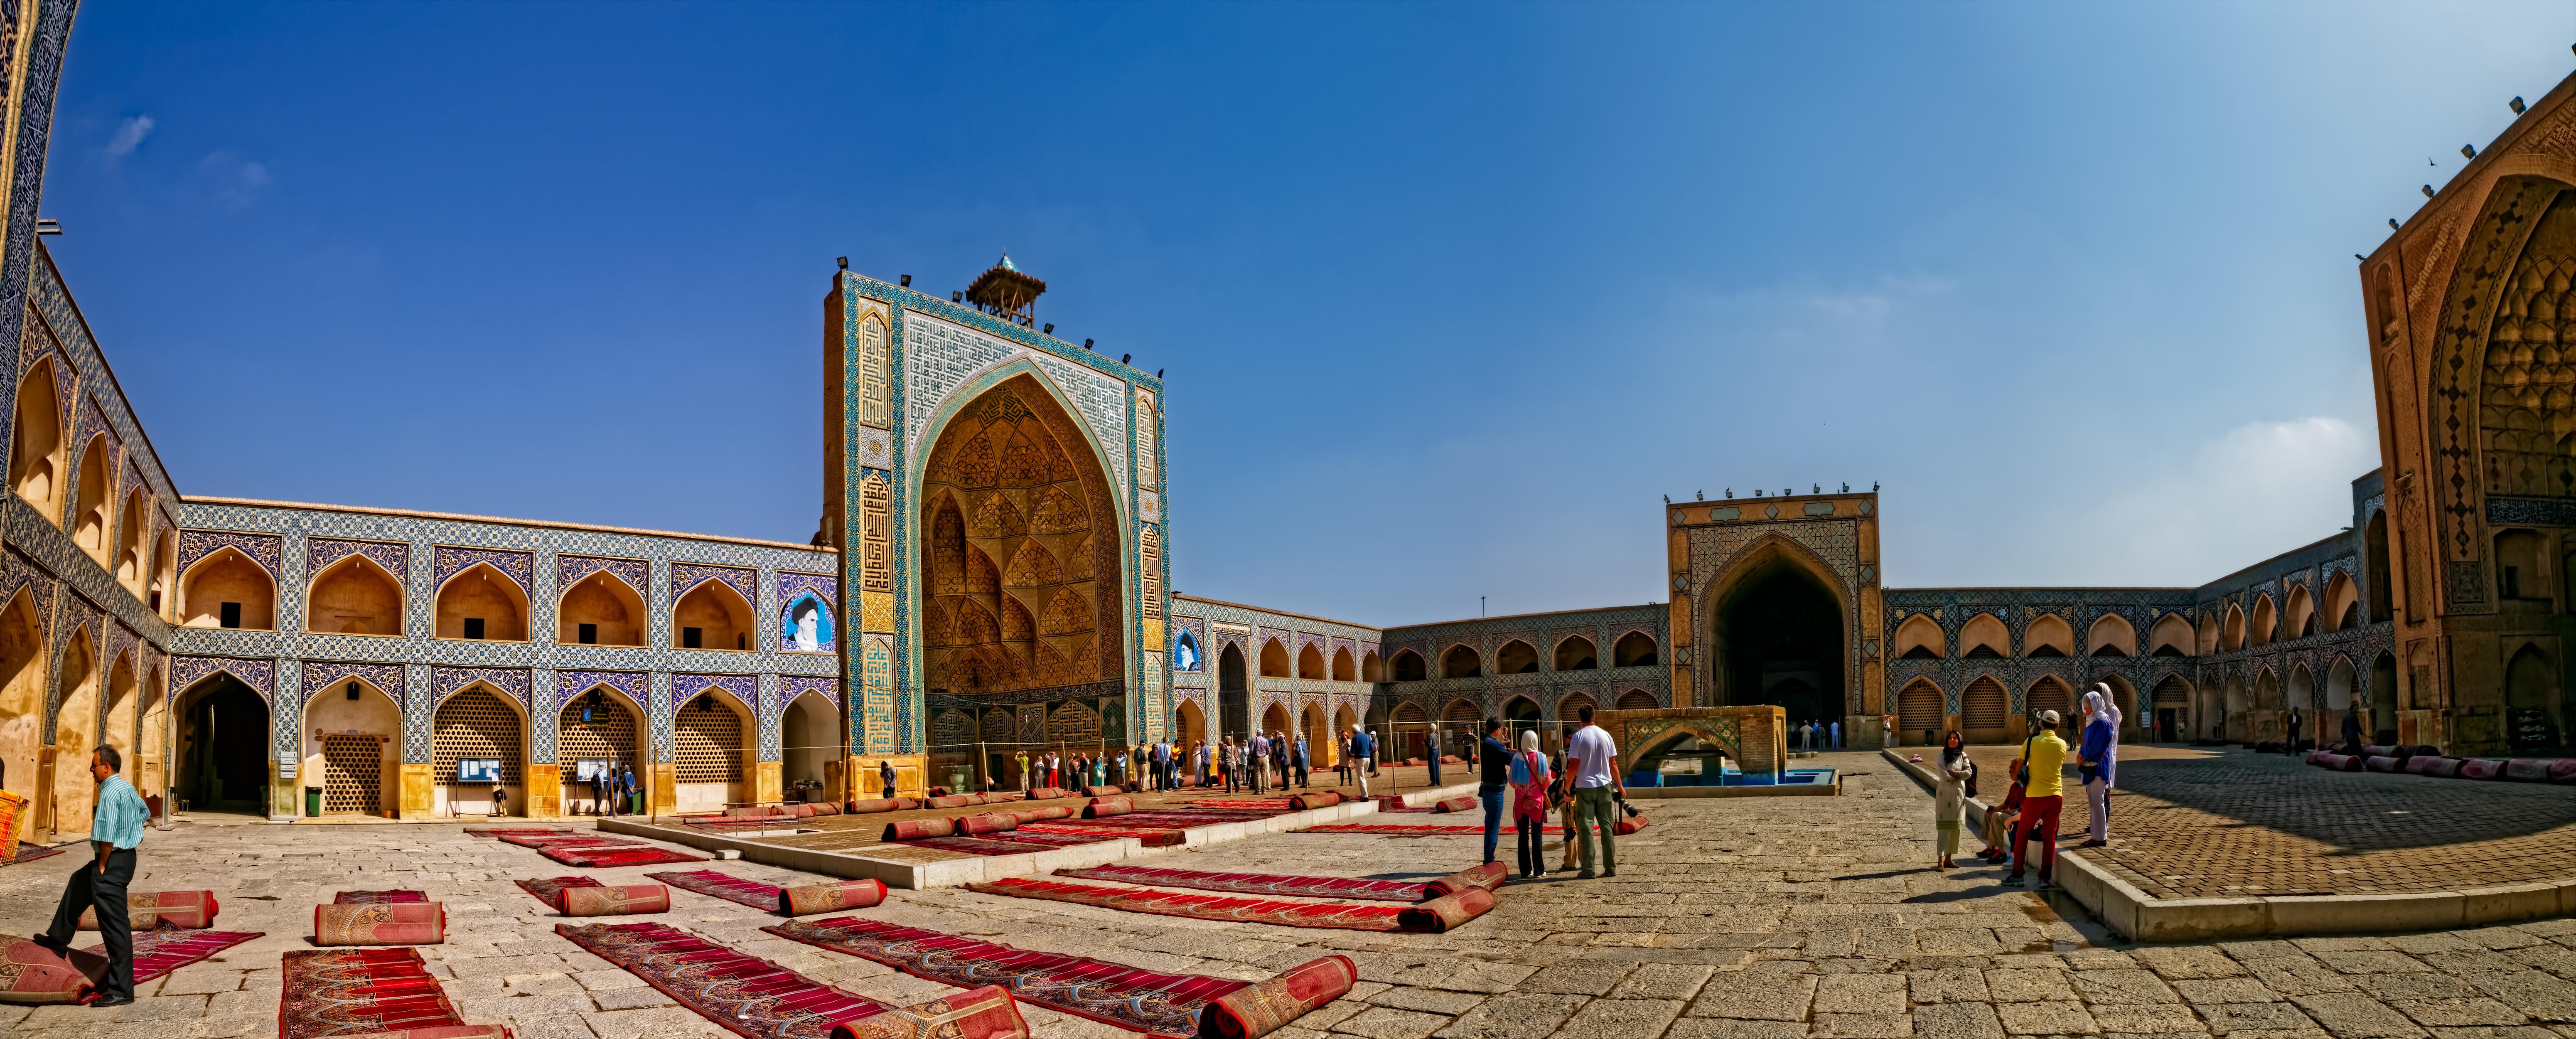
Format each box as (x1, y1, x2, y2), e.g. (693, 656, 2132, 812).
(553, 922, 891, 1039)
(642, 871, 885, 916)
(1295, 823, 1561, 835)
(336, 890, 429, 904)
(646, 869, 783, 911)
(2, 842, 67, 867)
(767, 916, 1356, 1039)
(964, 877, 1488, 932)
(498, 832, 637, 849)
(463, 825, 572, 836)
(1052, 864, 1435, 901)
(1018, 823, 1185, 848)
(114, 926, 263, 982)
(516, 876, 599, 907)
(541, 844, 705, 868)
(279, 947, 468, 1039)
(898, 835, 1091, 857)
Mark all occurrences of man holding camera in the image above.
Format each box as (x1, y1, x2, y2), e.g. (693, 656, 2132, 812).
(1565, 704, 1623, 879)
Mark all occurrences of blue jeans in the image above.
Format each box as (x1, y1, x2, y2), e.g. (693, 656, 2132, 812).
(1480, 783, 1506, 863)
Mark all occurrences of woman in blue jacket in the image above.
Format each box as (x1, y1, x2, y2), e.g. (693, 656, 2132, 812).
(2077, 685, 2119, 848)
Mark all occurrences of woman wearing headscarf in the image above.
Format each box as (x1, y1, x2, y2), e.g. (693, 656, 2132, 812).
(2078, 684, 2121, 848)
(1509, 730, 1554, 879)
(1935, 730, 1971, 870)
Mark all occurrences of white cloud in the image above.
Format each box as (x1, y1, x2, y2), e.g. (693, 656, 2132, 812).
(103, 115, 152, 161)
(198, 150, 272, 208)
(2075, 415, 2377, 581)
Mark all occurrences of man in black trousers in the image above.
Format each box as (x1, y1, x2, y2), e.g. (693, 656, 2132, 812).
(33, 746, 146, 1006)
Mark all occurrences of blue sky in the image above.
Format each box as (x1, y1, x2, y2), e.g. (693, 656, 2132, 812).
(41, 2, 2576, 625)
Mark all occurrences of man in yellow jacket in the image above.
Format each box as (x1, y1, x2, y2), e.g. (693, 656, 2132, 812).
(2006, 710, 2069, 890)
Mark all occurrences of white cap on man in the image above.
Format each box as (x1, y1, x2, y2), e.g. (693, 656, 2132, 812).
(2038, 709, 2062, 727)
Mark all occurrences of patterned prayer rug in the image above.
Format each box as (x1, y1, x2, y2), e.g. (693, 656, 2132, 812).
(645, 871, 887, 916)
(898, 835, 1089, 857)
(335, 890, 429, 904)
(1017, 823, 1185, 848)
(115, 926, 262, 982)
(541, 844, 705, 868)
(965, 877, 1453, 931)
(553, 921, 890, 1039)
(1052, 864, 1437, 901)
(2, 842, 66, 867)
(279, 947, 468, 1039)
(515, 878, 668, 916)
(1180, 799, 1296, 810)
(499, 832, 638, 849)
(1294, 823, 1561, 835)
(767, 916, 1357, 1039)
(463, 825, 572, 836)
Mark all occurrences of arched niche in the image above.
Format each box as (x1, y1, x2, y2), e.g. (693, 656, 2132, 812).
(560, 571, 645, 646)
(180, 547, 275, 630)
(2087, 614, 2136, 657)
(2024, 615, 2073, 658)
(1300, 702, 1328, 764)
(1217, 643, 1249, 739)
(1502, 695, 1541, 742)
(2284, 584, 2317, 637)
(1962, 676, 2008, 744)
(114, 490, 146, 598)
(1960, 613, 2009, 659)
(1496, 640, 1539, 675)
(1442, 644, 1482, 679)
(136, 666, 166, 800)
(1259, 639, 1290, 679)
(1706, 537, 1843, 721)
(1894, 615, 1945, 659)
(2197, 613, 2219, 655)
(2148, 613, 2193, 657)
(101, 651, 137, 780)
(673, 578, 754, 652)
(2322, 572, 2359, 633)
(1616, 689, 1659, 711)
(1439, 697, 1481, 750)
(1896, 678, 1943, 744)
(2508, 643, 2562, 737)
(1392, 701, 1428, 759)
(2286, 665, 2317, 739)
(430, 684, 528, 816)
(1613, 631, 1659, 668)
(0, 590, 42, 831)
(1260, 700, 1291, 738)
(1360, 650, 1382, 682)
(435, 564, 529, 642)
(555, 684, 642, 814)
(1297, 643, 1325, 680)
(1330, 646, 1355, 682)
(781, 689, 841, 795)
(11, 358, 64, 525)
(2249, 594, 2278, 647)
(918, 374, 1119, 697)
(49, 632, 98, 836)
(2149, 674, 2193, 742)
(300, 675, 400, 817)
(150, 528, 175, 618)
(307, 554, 403, 636)
(780, 592, 836, 654)
(1332, 703, 1359, 751)
(671, 688, 752, 811)
(172, 670, 268, 816)
(2221, 603, 2246, 652)
(1173, 698, 1208, 749)
(1390, 650, 1425, 682)
(2027, 675, 2072, 723)
(2326, 657, 2357, 717)
(1555, 693, 1598, 741)
(1554, 635, 1598, 671)
(70, 435, 110, 563)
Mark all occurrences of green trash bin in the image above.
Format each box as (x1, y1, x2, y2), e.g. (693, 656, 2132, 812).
(304, 787, 322, 817)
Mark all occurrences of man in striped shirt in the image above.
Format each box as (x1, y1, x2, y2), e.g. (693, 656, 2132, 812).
(32, 746, 147, 1006)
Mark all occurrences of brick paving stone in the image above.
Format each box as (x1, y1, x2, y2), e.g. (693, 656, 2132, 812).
(1432, 993, 1587, 1039)
(1546, 997, 1684, 1038)
(1999, 1000, 2101, 1036)
(1917, 1002, 2013, 1039)
(1688, 973, 1816, 1020)
(2289, 993, 2430, 1038)
(1818, 974, 1911, 1015)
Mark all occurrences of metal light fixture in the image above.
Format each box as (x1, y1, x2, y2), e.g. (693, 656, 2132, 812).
(900, 274, 912, 286)
(2462, 144, 2478, 159)
(1042, 323, 1054, 335)
(836, 256, 848, 270)
(33, 219, 58, 236)
(2423, 185, 2436, 198)
(2512, 96, 2528, 115)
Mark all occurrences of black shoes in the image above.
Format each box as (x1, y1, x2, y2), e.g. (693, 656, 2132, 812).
(29, 933, 65, 955)
(89, 994, 133, 1007)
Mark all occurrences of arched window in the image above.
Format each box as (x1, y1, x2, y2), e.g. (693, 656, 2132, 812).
(1612, 632, 1658, 667)
(308, 553, 404, 636)
(1894, 615, 1945, 659)
(1442, 644, 1481, 678)
(1361, 650, 1383, 682)
(673, 577, 754, 651)
(1297, 642, 1325, 680)
(1961, 613, 2009, 658)
(1497, 640, 1538, 675)
(1259, 639, 1291, 678)
(779, 593, 836, 653)
(2024, 615, 2072, 658)
(1554, 635, 1598, 671)
(179, 547, 275, 630)
(1390, 650, 1424, 682)
(1172, 632, 1202, 672)
(435, 564, 529, 642)
(560, 570, 646, 646)
(2086, 614, 2135, 657)
(1331, 646, 1355, 682)
(10, 358, 64, 526)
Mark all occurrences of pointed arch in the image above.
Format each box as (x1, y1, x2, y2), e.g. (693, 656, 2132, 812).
(2286, 664, 2317, 740)
(70, 433, 110, 562)
(114, 489, 146, 597)
(10, 356, 64, 525)
(100, 650, 137, 780)
(150, 527, 175, 618)
(47, 628, 98, 834)
(179, 546, 274, 631)
(1893, 614, 1945, 659)
(2024, 614, 2073, 657)
(1961, 675, 2008, 744)
(1496, 639, 1539, 675)
(1553, 635, 1598, 671)
(171, 668, 269, 816)
(1960, 613, 2009, 659)
(2027, 675, 2072, 721)
(431, 683, 528, 817)
(2087, 613, 2136, 657)
(0, 587, 51, 820)
(560, 568, 645, 646)
(136, 665, 165, 798)
(2148, 613, 2193, 657)
(556, 683, 641, 812)
(1331, 646, 1355, 682)
(1297, 642, 1326, 680)
(673, 576, 755, 651)
(1615, 689, 1659, 712)
(2325, 655, 2357, 714)
(1612, 631, 1658, 667)
(1442, 643, 1482, 679)
(1390, 649, 1425, 682)
(2284, 584, 2316, 638)
(1895, 678, 1944, 745)
(307, 552, 404, 636)
(300, 673, 399, 817)
(672, 685, 751, 811)
(1259, 638, 1291, 679)
(1300, 702, 1329, 765)
(781, 687, 842, 792)
(2249, 593, 2277, 647)
(2221, 602, 2246, 651)
(436, 562, 529, 642)
(2323, 571, 2360, 633)
(1173, 697, 1207, 748)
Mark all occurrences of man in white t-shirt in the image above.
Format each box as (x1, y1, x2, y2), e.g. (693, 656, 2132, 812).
(1564, 703, 1624, 879)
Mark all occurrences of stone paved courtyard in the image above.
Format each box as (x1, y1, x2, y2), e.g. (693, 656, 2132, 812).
(1944, 745, 2576, 899)
(8, 750, 2576, 1038)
